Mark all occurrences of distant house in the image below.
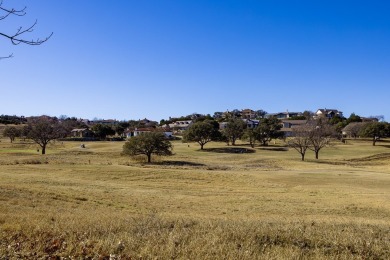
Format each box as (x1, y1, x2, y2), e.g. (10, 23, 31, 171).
(244, 119, 259, 128)
(361, 117, 379, 122)
(315, 109, 343, 119)
(266, 111, 301, 119)
(219, 119, 259, 129)
(280, 120, 307, 137)
(125, 127, 173, 139)
(219, 122, 228, 129)
(241, 109, 256, 119)
(168, 120, 193, 132)
(90, 119, 119, 126)
(70, 128, 94, 138)
(139, 118, 158, 127)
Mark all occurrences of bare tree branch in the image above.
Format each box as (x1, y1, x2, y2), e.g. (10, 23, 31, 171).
(0, 20, 53, 45)
(0, 53, 13, 59)
(0, 0, 27, 20)
(0, 1, 52, 58)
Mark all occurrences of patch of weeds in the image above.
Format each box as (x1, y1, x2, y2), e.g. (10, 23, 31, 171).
(75, 197, 88, 202)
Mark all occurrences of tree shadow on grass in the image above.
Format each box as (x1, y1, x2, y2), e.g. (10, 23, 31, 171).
(257, 146, 289, 152)
(152, 160, 206, 167)
(202, 147, 255, 154)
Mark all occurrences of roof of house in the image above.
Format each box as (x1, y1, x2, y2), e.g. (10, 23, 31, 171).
(71, 128, 89, 132)
(168, 120, 192, 128)
(316, 109, 342, 114)
(341, 122, 367, 132)
(281, 120, 307, 124)
(126, 127, 172, 133)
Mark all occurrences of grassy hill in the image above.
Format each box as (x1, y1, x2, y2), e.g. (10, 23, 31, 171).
(0, 137, 389, 258)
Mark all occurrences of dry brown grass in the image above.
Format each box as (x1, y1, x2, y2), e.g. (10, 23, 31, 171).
(0, 137, 390, 258)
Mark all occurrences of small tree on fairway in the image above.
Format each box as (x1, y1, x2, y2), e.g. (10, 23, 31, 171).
(2, 126, 21, 143)
(221, 118, 246, 146)
(91, 124, 115, 140)
(183, 120, 220, 150)
(288, 125, 311, 161)
(254, 117, 283, 146)
(359, 122, 390, 146)
(242, 128, 256, 148)
(122, 132, 173, 163)
(26, 116, 64, 154)
(308, 121, 337, 159)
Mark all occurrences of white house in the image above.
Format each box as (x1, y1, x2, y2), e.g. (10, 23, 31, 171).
(315, 109, 343, 119)
(125, 127, 173, 139)
(168, 120, 193, 132)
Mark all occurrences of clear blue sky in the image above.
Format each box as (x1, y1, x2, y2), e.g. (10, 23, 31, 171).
(1, 0, 389, 121)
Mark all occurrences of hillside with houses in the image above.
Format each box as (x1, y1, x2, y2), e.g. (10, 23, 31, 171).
(1, 108, 384, 142)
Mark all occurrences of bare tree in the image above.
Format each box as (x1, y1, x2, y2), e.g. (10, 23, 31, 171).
(308, 121, 337, 159)
(0, 1, 52, 59)
(288, 125, 311, 161)
(26, 116, 64, 154)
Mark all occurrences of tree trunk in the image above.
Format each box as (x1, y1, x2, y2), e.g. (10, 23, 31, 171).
(301, 153, 305, 161)
(315, 150, 319, 159)
(147, 153, 151, 163)
(41, 145, 46, 155)
(373, 137, 376, 146)
(200, 143, 204, 150)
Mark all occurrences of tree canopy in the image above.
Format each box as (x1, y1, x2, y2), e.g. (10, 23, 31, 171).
(221, 118, 246, 146)
(91, 124, 115, 140)
(26, 116, 64, 154)
(2, 126, 21, 143)
(253, 117, 283, 146)
(183, 120, 220, 149)
(122, 132, 173, 163)
(359, 122, 390, 146)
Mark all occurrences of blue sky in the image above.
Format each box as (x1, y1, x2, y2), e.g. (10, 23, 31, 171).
(1, 0, 389, 121)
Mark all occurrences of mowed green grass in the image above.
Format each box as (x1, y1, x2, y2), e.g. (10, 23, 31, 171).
(0, 136, 390, 259)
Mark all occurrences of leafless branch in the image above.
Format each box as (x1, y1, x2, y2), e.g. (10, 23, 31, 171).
(0, 0, 27, 20)
(0, 20, 53, 45)
(0, 53, 13, 59)
(0, 1, 52, 58)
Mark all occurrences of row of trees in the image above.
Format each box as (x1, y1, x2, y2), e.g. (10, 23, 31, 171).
(1, 117, 66, 154)
(182, 118, 283, 150)
(288, 121, 390, 161)
(3, 115, 389, 161)
(181, 117, 390, 161)
(288, 122, 336, 161)
(2, 116, 127, 154)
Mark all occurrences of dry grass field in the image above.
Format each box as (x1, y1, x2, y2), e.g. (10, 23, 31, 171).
(0, 133, 390, 259)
